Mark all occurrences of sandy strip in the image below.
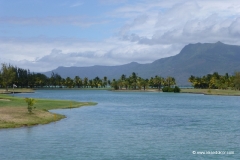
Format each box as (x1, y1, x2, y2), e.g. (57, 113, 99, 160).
(0, 99, 10, 101)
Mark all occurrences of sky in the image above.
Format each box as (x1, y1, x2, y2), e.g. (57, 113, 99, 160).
(1, 0, 240, 72)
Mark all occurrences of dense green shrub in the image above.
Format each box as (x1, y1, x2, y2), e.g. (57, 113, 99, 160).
(162, 87, 168, 92)
(173, 86, 181, 93)
(162, 86, 180, 92)
(162, 87, 174, 92)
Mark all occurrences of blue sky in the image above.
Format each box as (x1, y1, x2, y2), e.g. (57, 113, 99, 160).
(1, 0, 240, 72)
(0, 0, 120, 40)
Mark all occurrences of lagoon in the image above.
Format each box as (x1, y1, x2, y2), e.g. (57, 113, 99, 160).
(0, 90, 239, 159)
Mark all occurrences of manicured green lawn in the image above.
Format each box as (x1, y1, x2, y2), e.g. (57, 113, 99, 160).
(0, 94, 97, 129)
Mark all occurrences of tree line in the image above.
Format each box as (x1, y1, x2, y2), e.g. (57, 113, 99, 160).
(110, 72, 179, 91)
(188, 72, 240, 90)
(0, 63, 109, 90)
(0, 63, 179, 91)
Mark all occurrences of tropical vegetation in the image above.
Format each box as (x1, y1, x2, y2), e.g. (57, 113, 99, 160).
(111, 73, 177, 91)
(0, 63, 179, 91)
(162, 86, 181, 93)
(188, 72, 240, 90)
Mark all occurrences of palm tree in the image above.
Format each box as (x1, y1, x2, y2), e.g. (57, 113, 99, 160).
(117, 79, 124, 89)
(229, 76, 235, 89)
(212, 72, 220, 79)
(188, 75, 195, 84)
(136, 77, 143, 90)
(55, 74, 62, 88)
(153, 76, 164, 91)
(83, 77, 88, 88)
(122, 78, 130, 90)
(121, 74, 126, 81)
(111, 79, 118, 90)
(98, 79, 103, 88)
(65, 77, 74, 88)
(50, 72, 56, 88)
(149, 77, 154, 88)
(103, 76, 108, 88)
(233, 72, 240, 90)
(165, 76, 176, 88)
(88, 79, 94, 88)
(74, 76, 82, 88)
(107, 80, 111, 86)
(130, 72, 137, 89)
(142, 78, 149, 90)
(93, 76, 101, 88)
(60, 78, 66, 88)
(209, 76, 217, 89)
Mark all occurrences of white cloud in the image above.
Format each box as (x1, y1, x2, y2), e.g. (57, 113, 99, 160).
(0, 36, 180, 72)
(116, 0, 240, 46)
(228, 17, 240, 36)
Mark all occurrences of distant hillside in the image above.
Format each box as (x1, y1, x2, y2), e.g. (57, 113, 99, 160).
(44, 42, 240, 85)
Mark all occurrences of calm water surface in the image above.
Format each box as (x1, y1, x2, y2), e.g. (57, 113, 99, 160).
(0, 90, 239, 160)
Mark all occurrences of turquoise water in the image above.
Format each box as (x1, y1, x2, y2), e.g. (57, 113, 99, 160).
(0, 90, 239, 160)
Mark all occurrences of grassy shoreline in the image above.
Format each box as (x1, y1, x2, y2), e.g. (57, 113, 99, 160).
(111, 88, 240, 96)
(180, 88, 240, 96)
(111, 89, 161, 92)
(0, 94, 97, 129)
(0, 87, 113, 93)
(0, 88, 34, 94)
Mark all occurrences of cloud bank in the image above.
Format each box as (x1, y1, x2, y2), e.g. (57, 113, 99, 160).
(1, 0, 240, 72)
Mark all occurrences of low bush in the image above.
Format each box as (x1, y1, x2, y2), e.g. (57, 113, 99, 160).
(173, 86, 181, 93)
(162, 86, 180, 93)
(162, 87, 174, 92)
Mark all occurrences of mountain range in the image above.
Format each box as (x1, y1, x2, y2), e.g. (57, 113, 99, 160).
(44, 41, 240, 86)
